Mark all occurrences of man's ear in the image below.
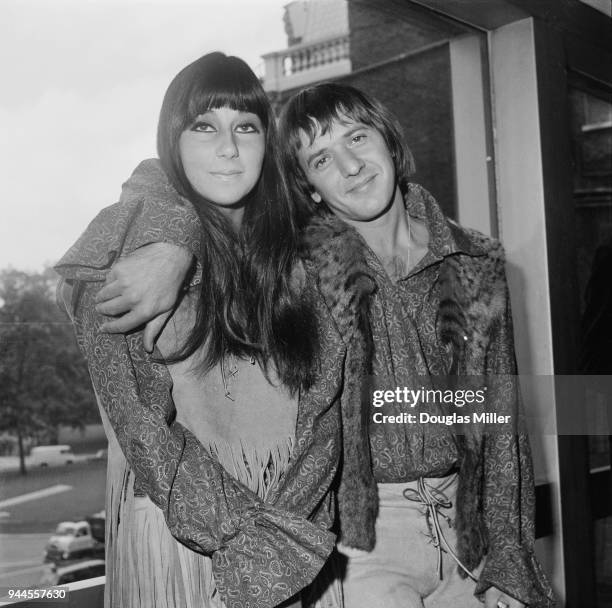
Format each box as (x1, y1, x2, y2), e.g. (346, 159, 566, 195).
(310, 191, 322, 204)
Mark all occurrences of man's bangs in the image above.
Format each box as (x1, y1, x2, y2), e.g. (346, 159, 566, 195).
(300, 101, 377, 147)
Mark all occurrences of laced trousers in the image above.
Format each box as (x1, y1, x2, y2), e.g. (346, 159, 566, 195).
(336, 475, 483, 608)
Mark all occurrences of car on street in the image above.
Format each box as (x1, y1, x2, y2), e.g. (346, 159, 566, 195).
(29, 445, 75, 467)
(44, 521, 104, 562)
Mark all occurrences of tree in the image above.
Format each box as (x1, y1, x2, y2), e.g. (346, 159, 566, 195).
(0, 267, 97, 474)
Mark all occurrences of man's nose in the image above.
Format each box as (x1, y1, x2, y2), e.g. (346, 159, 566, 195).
(337, 149, 364, 177)
(216, 130, 239, 158)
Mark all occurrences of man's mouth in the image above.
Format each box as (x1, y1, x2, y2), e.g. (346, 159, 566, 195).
(346, 174, 376, 194)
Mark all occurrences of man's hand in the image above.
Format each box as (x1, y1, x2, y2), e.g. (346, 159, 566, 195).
(484, 586, 525, 608)
(95, 242, 194, 351)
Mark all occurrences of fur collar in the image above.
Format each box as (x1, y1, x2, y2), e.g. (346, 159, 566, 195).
(300, 185, 508, 570)
(301, 209, 377, 341)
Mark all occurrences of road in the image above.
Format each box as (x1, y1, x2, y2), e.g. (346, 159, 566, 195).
(0, 533, 50, 588)
(0, 461, 106, 588)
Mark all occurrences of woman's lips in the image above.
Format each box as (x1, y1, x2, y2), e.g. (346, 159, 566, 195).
(210, 170, 243, 180)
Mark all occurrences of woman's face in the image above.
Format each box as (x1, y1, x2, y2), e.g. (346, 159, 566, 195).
(179, 106, 266, 208)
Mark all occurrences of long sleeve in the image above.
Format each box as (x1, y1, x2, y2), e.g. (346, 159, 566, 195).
(474, 278, 555, 607)
(58, 279, 334, 608)
(54, 166, 339, 608)
(56, 159, 202, 278)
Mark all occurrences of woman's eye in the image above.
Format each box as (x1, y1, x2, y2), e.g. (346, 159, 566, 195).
(235, 123, 260, 134)
(351, 133, 367, 144)
(192, 122, 215, 133)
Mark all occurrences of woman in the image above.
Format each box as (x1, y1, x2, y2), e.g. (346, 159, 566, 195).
(55, 53, 344, 608)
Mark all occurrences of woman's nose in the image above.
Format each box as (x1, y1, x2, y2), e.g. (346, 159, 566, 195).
(216, 130, 239, 158)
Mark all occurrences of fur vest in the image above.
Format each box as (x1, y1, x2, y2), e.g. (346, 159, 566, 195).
(300, 184, 511, 573)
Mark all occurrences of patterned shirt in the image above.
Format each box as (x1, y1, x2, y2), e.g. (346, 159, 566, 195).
(366, 198, 482, 482)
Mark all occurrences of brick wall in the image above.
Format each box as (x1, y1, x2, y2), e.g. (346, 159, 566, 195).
(347, 0, 462, 71)
(346, 0, 463, 217)
(339, 45, 456, 218)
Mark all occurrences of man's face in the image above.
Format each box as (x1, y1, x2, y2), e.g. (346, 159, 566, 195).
(296, 115, 401, 223)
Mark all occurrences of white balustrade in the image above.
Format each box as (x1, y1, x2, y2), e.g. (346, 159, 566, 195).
(263, 35, 351, 92)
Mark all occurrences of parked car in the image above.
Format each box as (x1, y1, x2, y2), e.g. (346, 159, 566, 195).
(29, 445, 75, 467)
(40, 559, 105, 586)
(44, 521, 104, 562)
(86, 511, 105, 544)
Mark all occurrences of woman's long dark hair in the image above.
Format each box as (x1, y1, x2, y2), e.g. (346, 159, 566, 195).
(157, 52, 318, 393)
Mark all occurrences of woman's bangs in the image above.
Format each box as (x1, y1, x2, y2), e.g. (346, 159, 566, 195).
(185, 80, 267, 127)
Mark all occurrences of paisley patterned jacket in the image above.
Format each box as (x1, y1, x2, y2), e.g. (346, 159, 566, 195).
(54, 160, 345, 608)
(299, 184, 555, 607)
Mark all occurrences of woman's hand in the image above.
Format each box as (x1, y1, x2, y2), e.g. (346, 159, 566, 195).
(484, 586, 525, 608)
(95, 242, 194, 351)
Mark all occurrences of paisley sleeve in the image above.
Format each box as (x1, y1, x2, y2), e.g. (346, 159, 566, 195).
(55, 266, 334, 608)
(55, 159, 202, 281)
(474, 271, 556, 607)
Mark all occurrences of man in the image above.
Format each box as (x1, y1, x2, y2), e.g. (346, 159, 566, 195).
(276, 83, 554, 608)
(95, 84, 554, 608)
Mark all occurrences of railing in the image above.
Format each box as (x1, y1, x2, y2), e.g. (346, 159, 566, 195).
(262, 35, 351, 92)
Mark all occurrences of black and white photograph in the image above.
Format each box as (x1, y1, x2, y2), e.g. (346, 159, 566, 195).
(0, 1, 611, 607)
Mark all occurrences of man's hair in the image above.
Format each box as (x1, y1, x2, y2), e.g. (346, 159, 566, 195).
(278, 82, 416, 223)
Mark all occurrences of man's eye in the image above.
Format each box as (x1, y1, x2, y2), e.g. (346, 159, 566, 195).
(351, 133, 367, 144)
(235, 123, 260, 134)
(192, 122, 215, 133)
(313, 156, 330, 170)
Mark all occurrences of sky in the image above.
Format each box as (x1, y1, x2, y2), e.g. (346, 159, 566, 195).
(0, 0, 289, 271)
